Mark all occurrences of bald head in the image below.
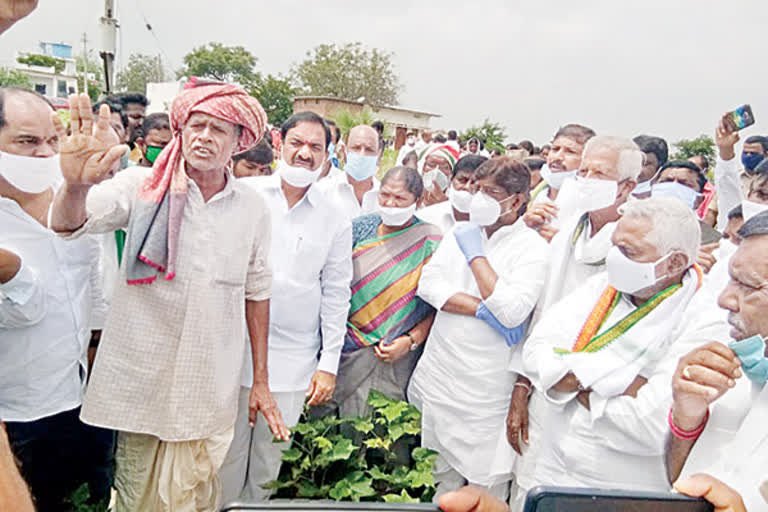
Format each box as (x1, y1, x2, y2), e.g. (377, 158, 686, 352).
(0, 87, 58, 157)
(347, 124, 380, 157)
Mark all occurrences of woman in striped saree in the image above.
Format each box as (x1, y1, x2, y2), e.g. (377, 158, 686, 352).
(332, 166, 442, 417)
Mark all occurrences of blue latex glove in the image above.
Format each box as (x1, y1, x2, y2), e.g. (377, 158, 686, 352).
(454, 223, 485, 263)
(475, 302, 524, 347)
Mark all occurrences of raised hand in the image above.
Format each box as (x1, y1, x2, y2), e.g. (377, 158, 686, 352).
(715, 113, 740, 161)
(56, 93, 128, 187)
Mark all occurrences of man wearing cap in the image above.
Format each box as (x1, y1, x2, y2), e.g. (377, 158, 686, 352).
(50, 87, 290, 511)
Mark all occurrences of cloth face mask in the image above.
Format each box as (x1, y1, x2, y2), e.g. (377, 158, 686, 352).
(651, 181, 702, 210)
(379, 203, 416, 227)
(0, 151, 61, 194)
(632, 179, 652, 197)
(345, 152, 378, 182)
(540, 163, 577, 190)
(145, 145, 164, 165)
(606, 245, 674, 294)
(277, 158, 321, 188)
(729, 335, 768, 384)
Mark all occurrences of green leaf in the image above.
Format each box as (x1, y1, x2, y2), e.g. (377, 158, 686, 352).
(328, 438, 358, 461)
(297, 481, 322, 498)
(380, 401, 409, 423)
(412, 447, 439, 463)
(292, 422, 317, 436)
(314, 436, 333, 451)
(281, 447, 303, 463)
(367, 465, 394, 482)
(367, 389, 392, 408)
(329, 480, 353, 501)
(262, 478, 296, 490)
(351, 417, 374, 434)
(363, 436, 391, 450)
(389, 423, 406, 442)
(383, 490, 420, 503)
(407, 467, 435, 488)
(299, 456, 312, 470)
(349, 477, 377, 499)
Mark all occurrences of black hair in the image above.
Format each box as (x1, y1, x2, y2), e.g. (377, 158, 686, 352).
(518, 140, 534, 154)
(744, 135, 768, 153)
(657, 160, 707, 192)
(728, 204, 743, 220)
(448, 130, 458, 140)
(633, 135, 669, 168)
(142, 112, 170, 135)
(505, 143, 520, 150)
(371, 121, 385, 135)
(402, 150, 419, 169)
(689, 154, 710, 172)
(553, 123, 595, 145)
(0, 87, 53, 130)
(233, 138, 274, 164)
(433, 134, 447, 143)
(452, 154, 488, 178)
(94, 100, 128, 129)
(523, 157, 546, 171)
(474, 156, 531, 196)
(324, 119, 340, 144)
(381, 165, 424, 199)
(737, 210, 768, 239)
(281, 111, 330, 147)
(113, 92, 149, 107)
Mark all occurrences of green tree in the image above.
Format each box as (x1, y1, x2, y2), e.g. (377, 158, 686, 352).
(178, 42, 259, 88)
(17, 54, 65, 74)
(330, 107, 375, 140)
(250, 74, 295, 126)
(115, 53, 166, 95)
(671, 135, 716, 162)
(76, 55, 104, 101)
(0, 67, 32, 88)
(292, 42, 401, 106)
(460, 119, 507, 153)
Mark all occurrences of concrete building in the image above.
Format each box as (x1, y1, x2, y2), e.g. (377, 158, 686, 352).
(293, 96, 440, 150)
(15, 42, 78, 99)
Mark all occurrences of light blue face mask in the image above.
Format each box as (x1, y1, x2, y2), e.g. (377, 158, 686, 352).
(651, 181, 702, 210)
(345, 152, 378, 182)
(327, 143, 336, 157)
(729, 334, 768, 384)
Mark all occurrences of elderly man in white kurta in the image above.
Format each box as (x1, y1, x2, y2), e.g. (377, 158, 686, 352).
(507, 198, 727, 511)
(408, 157, 550, 500)
(50, 88, 290, 512)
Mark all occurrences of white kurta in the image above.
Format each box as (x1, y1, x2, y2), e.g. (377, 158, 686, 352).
(680, 376, 768, 511)
(416, 200, 455, 234)
(513, 275, 730, 494)
(316, 172, 379, 223)
(408, 220, 550, 487)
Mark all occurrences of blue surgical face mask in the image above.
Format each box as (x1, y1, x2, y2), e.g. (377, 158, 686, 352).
(345, 152, 378, 182)
(729, 335, 768, 384)
(651, 181, 702, 210)
(742, 152, 764, 172)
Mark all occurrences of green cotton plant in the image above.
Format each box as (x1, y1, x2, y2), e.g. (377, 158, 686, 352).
(265, 390, 438, 502)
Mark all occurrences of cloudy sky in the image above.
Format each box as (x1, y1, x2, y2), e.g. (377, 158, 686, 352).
(3, 0, 767, 147)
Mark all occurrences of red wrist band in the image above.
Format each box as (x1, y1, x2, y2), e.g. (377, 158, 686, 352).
(668, 408, 709, 441)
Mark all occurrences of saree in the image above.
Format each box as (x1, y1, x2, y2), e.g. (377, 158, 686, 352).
(333, 214, 442, 417)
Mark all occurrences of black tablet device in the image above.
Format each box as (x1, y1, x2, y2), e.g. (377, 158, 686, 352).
(523, 486, 713, 512)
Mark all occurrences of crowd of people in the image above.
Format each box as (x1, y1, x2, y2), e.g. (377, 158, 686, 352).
(1, 79, 767, 512)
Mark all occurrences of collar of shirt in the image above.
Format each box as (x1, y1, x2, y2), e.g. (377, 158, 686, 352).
(186, 169, 237, 205)
(261, 173, 325, 209)
(332, 172, 380, 193)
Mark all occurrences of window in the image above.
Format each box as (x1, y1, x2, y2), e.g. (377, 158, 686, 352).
(35, 83, 46, 95)
(57, 80, 67, 97)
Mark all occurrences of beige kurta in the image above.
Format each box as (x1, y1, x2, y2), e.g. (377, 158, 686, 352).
(70, 167, 272, 441)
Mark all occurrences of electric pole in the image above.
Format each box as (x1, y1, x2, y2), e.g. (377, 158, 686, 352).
(81, 32, 88, 95)
(99, 0, 118, 94)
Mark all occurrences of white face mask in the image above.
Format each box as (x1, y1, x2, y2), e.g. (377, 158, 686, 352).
(277, 158, 321, 188)
(540, 163, 577, 190)
(406, 136, 416, 146)
(632, 179, 653, 197)
(469, 192, 516, 226)
(0, 151, 61, 193)
(447, 186, 472, 213)
(423, 169, 450, 192)
(379, 203, 416, 227)
(742, 199, 768, 222)
(574, 176, 619, 212)
(605, 245, 675, 294)
(651, 181, 702, 210)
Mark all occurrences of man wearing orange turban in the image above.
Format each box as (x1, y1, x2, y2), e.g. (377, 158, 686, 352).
(50, 85, 290, 511)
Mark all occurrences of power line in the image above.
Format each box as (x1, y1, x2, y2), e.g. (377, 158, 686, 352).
(131, 0, 170, 64)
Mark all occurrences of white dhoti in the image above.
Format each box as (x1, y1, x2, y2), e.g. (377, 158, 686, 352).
(114, 427, 234, 512)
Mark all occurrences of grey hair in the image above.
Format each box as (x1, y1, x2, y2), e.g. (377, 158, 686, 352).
(583, 135, 643, 181)
(619, 197, 701, 265)
(381, 166, 424, 199)
(738, 210, 768, 239)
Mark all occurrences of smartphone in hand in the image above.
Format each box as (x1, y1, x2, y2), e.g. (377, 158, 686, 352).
(725, 104, 756, 131)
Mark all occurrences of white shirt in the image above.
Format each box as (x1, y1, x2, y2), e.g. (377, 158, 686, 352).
(0, 195, 101, 422)
(408, 220, 550, 486)
(416, 201, 456, 234)
(396, 143, 417, 165)
(317, 172, 380, 223)
(713, 156, 744, 230)
(240, 175, 353, 392)
(681, 377, 768, 511)
(516, 282, 730, 493)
